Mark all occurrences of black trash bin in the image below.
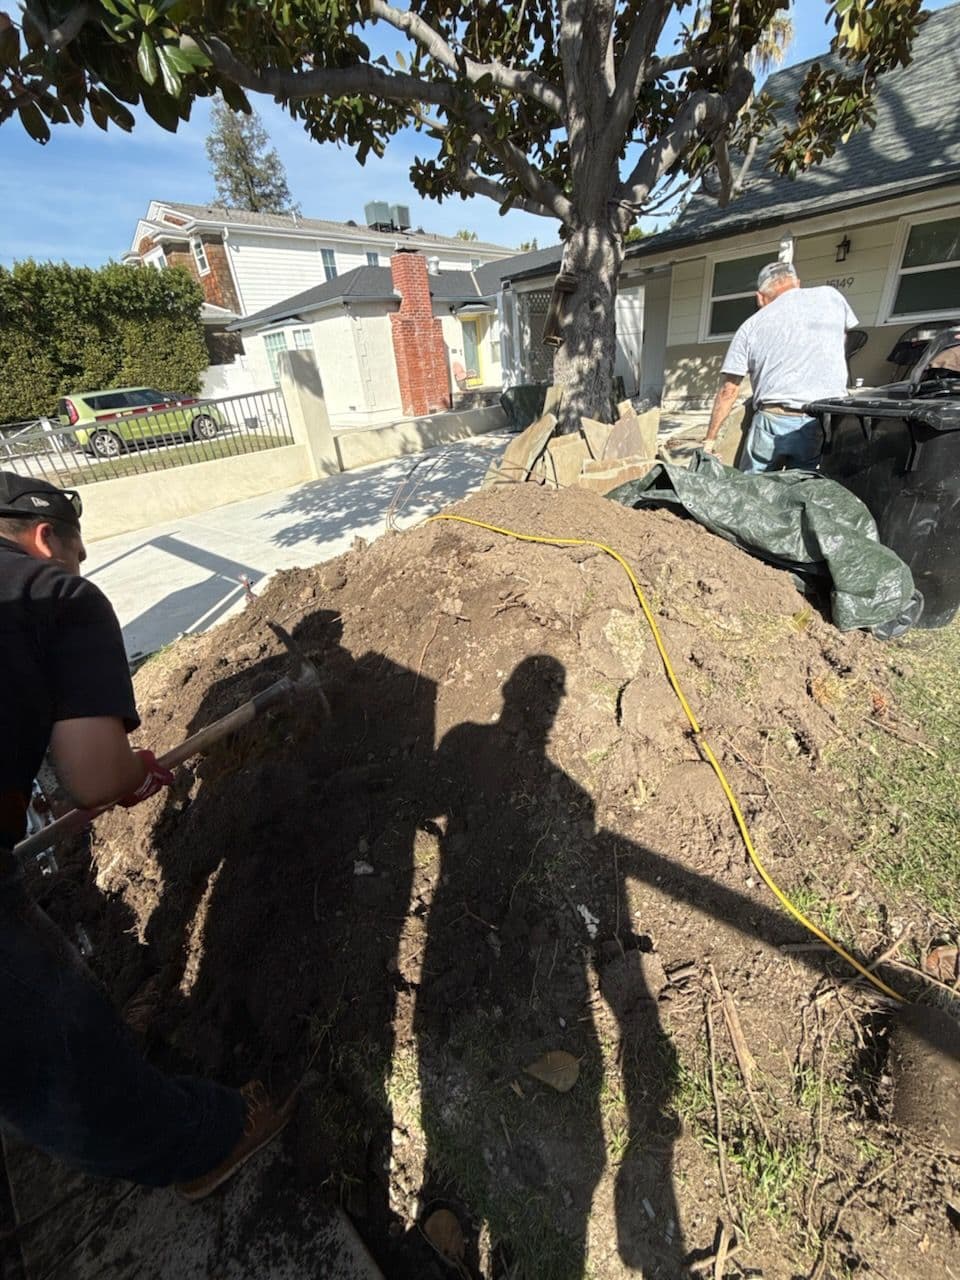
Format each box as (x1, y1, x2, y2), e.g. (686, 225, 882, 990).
(809, 388, 960, 628)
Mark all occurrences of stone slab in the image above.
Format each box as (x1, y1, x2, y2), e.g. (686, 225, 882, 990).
(3, 1133, 383, 1280)
(577, 456, 657, 494)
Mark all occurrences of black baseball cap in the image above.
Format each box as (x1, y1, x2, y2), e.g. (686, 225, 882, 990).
(0, 472, 82, 529)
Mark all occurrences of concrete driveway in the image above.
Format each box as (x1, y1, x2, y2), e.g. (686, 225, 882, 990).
(85, 432, 509, 661)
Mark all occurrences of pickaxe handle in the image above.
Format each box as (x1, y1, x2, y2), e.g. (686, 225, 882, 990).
(14, 674, 297, 862)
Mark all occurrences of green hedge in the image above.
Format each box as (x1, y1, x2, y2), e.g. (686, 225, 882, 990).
(0, 261, 209, 424)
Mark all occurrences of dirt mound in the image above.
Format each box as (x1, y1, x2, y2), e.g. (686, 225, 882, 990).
(55, 486, 954, 1278)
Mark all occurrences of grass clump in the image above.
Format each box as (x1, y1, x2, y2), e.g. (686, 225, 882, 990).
(843, 621, 960, 917)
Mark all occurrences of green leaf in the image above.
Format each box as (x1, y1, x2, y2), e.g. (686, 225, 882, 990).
(17, 100, 51, 143)
(219, 79, 251, 114)
(138, 3, 158, 21)
(0, 21, 19, 71)
(100, 89, 136, 131)
(137, 31, 159, 85)
(163, 44, 206, 73)
(156, 44, 182, 96)
(88, 90, 110, 130)
(141, 88, 179, 130)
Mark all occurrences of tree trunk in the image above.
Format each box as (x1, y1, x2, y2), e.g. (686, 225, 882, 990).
(551, 222, 624, 433)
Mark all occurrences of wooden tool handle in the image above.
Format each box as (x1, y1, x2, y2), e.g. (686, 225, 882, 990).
(13, 675, 296, 862)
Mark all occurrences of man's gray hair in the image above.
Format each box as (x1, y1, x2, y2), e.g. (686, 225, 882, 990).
(757, 261, 799, 294)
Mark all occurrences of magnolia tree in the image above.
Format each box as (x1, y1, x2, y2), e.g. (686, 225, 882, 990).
(1, 0, 926, 427)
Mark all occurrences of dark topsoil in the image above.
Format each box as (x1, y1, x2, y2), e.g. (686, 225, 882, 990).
(38, 486, 959, 1278)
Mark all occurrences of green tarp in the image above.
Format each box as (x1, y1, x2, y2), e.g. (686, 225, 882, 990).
(607, 452, 920, 634)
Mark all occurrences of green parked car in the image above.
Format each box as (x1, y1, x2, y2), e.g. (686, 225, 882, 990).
(57, 387, 223, 458)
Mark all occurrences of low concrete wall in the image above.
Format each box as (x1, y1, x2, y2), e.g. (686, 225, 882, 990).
(80, 444, 311, 542)
(334, 403, 507, 471)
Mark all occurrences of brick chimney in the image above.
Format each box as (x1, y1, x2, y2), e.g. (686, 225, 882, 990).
(389, 251, 451, 417)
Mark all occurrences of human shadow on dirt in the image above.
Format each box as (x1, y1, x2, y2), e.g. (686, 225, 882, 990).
(414, 655, 683, 1277)
(109, 629, 953, 1279)
(128, 607, 440, 1269)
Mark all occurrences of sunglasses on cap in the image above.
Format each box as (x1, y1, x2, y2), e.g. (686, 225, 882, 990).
(8, 488, 82, 521)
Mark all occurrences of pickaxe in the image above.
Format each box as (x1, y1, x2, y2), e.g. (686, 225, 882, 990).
(14, 642, 326, 863)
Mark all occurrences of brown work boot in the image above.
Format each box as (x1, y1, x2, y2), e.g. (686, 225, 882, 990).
(176, 1081, 294, 1201)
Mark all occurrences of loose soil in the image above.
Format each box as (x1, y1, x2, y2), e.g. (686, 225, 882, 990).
(38, 485, 959, 1278)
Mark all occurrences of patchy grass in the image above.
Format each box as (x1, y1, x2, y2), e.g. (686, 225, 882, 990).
(841, 621, 960, 918)
(52, 431, 291, 484)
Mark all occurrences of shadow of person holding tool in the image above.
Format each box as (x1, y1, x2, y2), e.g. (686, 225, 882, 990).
(103, 603, 440, 1267)
(412, 655, 685, 1277)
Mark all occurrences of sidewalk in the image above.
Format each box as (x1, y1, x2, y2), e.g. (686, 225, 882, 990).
(85, 432, 509, 660)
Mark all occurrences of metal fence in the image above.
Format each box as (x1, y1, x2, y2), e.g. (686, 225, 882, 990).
(0, 388, 293, 487)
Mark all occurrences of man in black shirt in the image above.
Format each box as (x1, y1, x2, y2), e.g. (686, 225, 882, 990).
(0, 473, 288, 1197)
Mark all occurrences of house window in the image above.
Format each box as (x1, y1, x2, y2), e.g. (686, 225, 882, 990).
(471, 258, 481, 270)
(191, 237, 211, 276)
(706, 251, 772, 337)
(366, 251, 379, 267)
(889, 215, 960, 319)
(144, 247, 166, 270)
(321, 248, 337, 281)
(263, 332, 288, 384)
(292, 327, 313, 350)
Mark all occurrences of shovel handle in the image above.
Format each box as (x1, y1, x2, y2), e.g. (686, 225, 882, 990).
(13, 675, 296, 862)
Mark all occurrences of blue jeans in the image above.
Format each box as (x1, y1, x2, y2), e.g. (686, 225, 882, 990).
(743, 410, 823, 473)
(0, 851, 244, 1186)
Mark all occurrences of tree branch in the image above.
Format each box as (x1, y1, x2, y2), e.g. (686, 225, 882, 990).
(458, 169, 559, 219)
(197, 33, 462, 112)
(733, 134, 760, 196)
(714, 134, 734, 207)
(613, 65, 754, 216)
(602, 2, 672, 164)
(22, 1, 95, 51)
(369, 0, 565, 116)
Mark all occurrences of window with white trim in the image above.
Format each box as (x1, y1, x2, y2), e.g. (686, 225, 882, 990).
(144, 247, 166, 270)
(263, 332, 288, 384)
(321, 248, 337, 281)
(292, 327, 313, 350)
(366, 251, 379, 267)
(705, 251, 771, 338)
(191, 237, 211, 276)
(889, 215, 960, 319)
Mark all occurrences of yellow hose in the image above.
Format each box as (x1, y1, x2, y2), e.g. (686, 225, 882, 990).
(428, 512, 903, 1003)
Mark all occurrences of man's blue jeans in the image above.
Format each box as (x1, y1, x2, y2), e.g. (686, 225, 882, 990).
(743, 409, 823, 473)
(0, 852, 244, 1186)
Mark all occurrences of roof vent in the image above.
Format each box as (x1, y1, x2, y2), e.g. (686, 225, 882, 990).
(427, 256, 440, 276)
(391, 203, 411, 231)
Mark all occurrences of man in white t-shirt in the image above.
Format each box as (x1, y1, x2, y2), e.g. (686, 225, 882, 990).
(703, 262, 858, 471)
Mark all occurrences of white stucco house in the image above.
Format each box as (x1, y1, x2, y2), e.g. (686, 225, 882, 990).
(226, 248, 554, 425)
(122, 200, 515, 398)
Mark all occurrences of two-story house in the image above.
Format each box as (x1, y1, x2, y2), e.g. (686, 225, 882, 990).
(123, 200, 515, 396)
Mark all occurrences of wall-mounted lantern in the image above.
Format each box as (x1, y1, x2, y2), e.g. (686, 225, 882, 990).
(835, 235, 852, 264)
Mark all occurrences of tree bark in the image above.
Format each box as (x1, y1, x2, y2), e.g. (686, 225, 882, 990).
(551, 221, 624, 432)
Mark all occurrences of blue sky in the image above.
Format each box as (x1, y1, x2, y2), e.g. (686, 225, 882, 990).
(1, 0, 953, 267)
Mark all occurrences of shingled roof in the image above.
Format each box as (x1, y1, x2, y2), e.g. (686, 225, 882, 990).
(228, 242, 573, 331)
(156, 201, 513, 254)
(647, 1, 960, 250)
(228, 263, 495, 331)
